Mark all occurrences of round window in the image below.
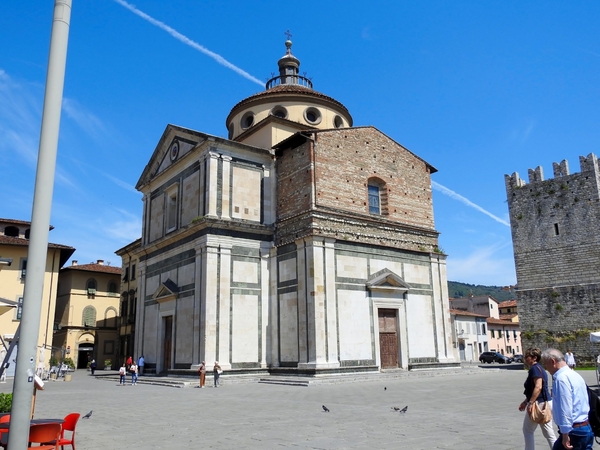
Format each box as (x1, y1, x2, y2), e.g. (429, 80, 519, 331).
(304, 107, 322, 125)
(271, 106, 288, 119)
(334, 115, 345, 128)
(241, 112, 254, 130)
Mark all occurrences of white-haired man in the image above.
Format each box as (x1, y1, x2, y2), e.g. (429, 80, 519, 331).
(541, 348, 593, 450)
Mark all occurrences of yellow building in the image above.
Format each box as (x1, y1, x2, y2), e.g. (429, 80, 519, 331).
(53, 260, 121, 369)
(115, 238, 141, 365)
(0, 218, 74, 376)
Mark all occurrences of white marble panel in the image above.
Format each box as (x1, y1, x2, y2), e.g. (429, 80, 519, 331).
(145, 275, 160, 299)
(232, 260, 259, 284)
(406, 294, 435, 357)
(149, 195, 164, 242)
(404, 263, 430, 285)
(369, 259, 403, 277)
(336, 255, 368, 279)
(337, 289, 372, 360)
(231, 167, 261, 222)
(231, 294, 259, 362)
(181, 171, 200, 226)
(279, 258, 296, 283)
(175, 297, 194, 362)
(143, 303, 159, 362)
(279, 292, 298, 362)
(179, 262, 195, 287)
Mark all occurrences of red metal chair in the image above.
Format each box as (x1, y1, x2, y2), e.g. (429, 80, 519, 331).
(45, 413, 80, 450)
(0, 414, 10, 449)
(27, 422, 61, 449)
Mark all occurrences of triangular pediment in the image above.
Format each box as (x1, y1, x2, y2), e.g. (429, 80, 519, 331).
(152, 278, 180, 302)
(366, 269, 411, 292)
(136, 124, 212, 190)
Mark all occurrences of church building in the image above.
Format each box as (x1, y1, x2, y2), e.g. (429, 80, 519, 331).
(130, 39, 457, 375)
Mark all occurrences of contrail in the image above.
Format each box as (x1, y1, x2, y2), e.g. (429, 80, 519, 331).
(431, 180, 510, 227)
(113, 0, 263, 86)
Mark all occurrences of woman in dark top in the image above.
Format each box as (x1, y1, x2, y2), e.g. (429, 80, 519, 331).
(518, 347, 557, 450)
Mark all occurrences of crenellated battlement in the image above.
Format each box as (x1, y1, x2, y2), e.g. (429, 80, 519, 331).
(505, 153, 599, 191)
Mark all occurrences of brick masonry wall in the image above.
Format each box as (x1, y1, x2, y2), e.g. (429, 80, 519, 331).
(275, 127, 441, 252)
(312, 127, 435, 230)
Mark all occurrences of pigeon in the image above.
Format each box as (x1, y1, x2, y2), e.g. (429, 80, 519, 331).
(322, 405, 330, 412)
(384, 387, 387, 391)
(399, 406, 408, 413)
(82, 410, 93, 419)
(392, 406, 400, 411)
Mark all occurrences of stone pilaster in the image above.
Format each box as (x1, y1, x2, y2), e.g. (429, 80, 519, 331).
(217, 244, 232, 369)
(205, 152, 220, 218)
(221, 155, 232, 220)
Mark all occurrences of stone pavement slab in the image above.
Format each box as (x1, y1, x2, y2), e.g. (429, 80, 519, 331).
(0, 367, 599, 449)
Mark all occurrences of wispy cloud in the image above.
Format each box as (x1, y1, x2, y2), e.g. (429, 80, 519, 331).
(432, 181, 510, 226)
(509, 119, 536, 144)
(447, 241, 516, 286)
(62, 98, 105, 138)
(113, 0, 264, 87)
(101, 171, 139, 195)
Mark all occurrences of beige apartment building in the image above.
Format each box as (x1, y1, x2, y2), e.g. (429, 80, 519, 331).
(0, 218, 74, 375)
(52, 260, 121, 369)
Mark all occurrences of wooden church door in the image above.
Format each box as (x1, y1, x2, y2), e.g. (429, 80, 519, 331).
(378, 309, 399, 368)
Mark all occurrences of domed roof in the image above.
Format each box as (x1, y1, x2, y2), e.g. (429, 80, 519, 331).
(227, 38, 351, 122)
(228, 83, 351, 118)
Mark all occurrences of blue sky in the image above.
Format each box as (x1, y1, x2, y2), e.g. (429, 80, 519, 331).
(2, 1, 600, 286)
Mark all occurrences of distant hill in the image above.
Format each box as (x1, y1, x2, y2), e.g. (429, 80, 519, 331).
(448, 281, 515, 302)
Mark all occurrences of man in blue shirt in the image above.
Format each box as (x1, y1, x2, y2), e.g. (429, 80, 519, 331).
(542, 348, 594, 450)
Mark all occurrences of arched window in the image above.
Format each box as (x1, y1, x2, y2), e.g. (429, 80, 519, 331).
(105, 307, 118, 327)
(82, 306, 97, 327)
(367, 177, 388, 215)
(4, 226, 18, 237)
(86, 279, 97, 298)
(108, 281, 117, 294)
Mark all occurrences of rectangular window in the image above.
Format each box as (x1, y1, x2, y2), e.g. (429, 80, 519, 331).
(131, 264, 136, 280)
(554, 223, 560, 236)
(166, 185, 179, 232)
(368, 185, 380, 214)
(123, 267, 129, 282)
(513, 330, 517, 338)
(16, 297, 23, 320)
(491, 330, 495, 338)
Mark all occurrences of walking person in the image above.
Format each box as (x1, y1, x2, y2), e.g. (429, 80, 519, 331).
(198, 361, 206, 388)
(565, 350, 576, 370)
(126, 355, 132, 371)
(213, 361, 222, 388)
(541, 348, 594, 450)
(119, 363, 127, 385)
(518, 348, 557, 449)
(130, 361, 138, 385)
(90, 359, 97, 376)
(138, 355, 145, 376)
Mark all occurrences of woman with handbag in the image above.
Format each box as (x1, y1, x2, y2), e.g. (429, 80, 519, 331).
(213, 361, 222, 388)
(518, 347, 557, 449)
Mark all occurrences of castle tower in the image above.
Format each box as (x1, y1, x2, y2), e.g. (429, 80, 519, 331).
(505, 154, 600, 363)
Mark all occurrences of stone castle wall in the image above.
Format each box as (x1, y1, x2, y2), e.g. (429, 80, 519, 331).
(506, 154, 600, 363)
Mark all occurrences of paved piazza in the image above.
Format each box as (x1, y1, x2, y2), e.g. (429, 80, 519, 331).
(1, 366, 599, 449)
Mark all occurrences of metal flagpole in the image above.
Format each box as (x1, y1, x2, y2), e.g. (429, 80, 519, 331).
(8, 1, 72, 448)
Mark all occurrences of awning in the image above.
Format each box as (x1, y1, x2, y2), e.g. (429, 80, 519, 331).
(0, 298, 17, 316)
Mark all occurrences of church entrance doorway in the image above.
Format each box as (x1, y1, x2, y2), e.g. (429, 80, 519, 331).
(162, 316, 172, 374)
(378, 309, 399, 368)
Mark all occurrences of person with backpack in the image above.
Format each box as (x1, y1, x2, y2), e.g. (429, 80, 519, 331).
(519, 347, 557, 449)
(542, 348, 594, 450)
(119, 363, 127, 385)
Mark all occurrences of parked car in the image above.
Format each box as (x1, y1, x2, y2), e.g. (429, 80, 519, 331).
(479, 351, 513, 364)
(513, 354, 523, 363)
